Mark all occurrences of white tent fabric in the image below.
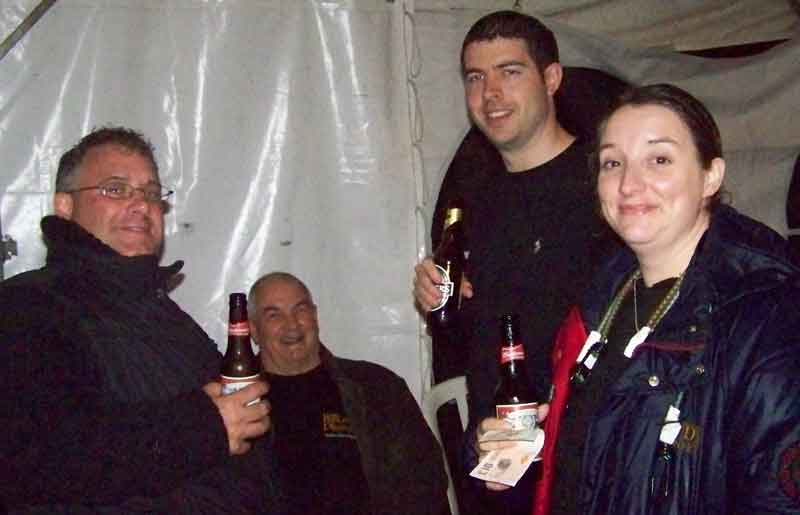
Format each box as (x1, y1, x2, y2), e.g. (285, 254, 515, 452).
(0, 0, 426, 396)
(416, 0, 799, 50)
(1, 0, 798, 402)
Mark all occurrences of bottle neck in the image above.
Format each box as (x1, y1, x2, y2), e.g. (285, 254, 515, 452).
(499, 342, 526, 377)
(228, 297, 249, 339)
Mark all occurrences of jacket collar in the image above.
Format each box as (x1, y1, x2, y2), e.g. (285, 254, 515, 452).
(41, 215, 182, 296)
(583, 205, 798, 328)
(318, 343, 343, 378)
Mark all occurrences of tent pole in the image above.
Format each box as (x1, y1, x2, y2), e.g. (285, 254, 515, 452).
(0, 0, 58, 63)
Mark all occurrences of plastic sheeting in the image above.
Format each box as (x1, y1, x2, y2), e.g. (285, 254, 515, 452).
(2, 0, 799, 403)
(0, 0, 428, 398)
(415, 0, 799, 51)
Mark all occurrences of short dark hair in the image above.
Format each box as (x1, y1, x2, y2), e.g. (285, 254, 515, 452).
(55, 126, 159, 192)
(594, 83, 725, 209)
(460, 10, 559, 76)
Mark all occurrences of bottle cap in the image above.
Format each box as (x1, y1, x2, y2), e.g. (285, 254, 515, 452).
(229, 292, 247, 308)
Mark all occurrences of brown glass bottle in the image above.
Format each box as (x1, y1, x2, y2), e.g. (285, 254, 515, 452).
(428, 199, 466, 333)
(220, 293, 260, 395)
(494, 313, 538, 430)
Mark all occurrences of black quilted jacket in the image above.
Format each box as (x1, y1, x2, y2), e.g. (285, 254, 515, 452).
(0, 216, 277, 514)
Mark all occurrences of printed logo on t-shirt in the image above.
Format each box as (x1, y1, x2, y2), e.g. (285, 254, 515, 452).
(323, 412, 356, 439)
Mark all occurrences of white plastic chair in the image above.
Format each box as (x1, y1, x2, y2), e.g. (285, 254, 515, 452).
(422, 375, 469, 515)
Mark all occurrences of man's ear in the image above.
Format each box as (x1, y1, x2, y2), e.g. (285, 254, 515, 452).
(53, 192, 74, 219)
(542, 62, 563, 97)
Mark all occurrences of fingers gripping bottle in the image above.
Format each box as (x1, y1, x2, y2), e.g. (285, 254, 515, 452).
(428, 198, 466, 333)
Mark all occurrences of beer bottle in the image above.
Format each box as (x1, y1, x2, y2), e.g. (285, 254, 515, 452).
(428, 198, 466, 333)
(494, 313, 538, 430)
(221, 292, 260, 395)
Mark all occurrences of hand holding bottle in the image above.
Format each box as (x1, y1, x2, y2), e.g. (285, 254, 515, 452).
(470, 314, 546, 489)
(473, 405, 549, 491)
(413, 257, 473, 312)
(203, 381, 270, 455)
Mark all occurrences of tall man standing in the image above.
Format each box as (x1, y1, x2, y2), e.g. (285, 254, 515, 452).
(414, 11, 616, 513)
(0, 127, 275, 513)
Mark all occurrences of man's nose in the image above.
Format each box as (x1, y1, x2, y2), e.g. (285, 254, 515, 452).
(483, 73, 502, 100)
(127, 190, 153, 213)
(285, 313, 300, 330)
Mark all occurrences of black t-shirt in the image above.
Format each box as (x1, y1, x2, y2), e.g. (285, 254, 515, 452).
(550, 277, 679, 515)
(267, 365, 370, 515)
(464, 140, 616, 421)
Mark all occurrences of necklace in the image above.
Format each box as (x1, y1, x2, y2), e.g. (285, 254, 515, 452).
(627, 272, 684, 356)
(573, 269, 685, 381)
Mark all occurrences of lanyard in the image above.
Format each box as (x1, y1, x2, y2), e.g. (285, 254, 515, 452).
(574, 270, 684, 376)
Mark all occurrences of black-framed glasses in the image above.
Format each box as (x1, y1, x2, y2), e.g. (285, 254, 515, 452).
(64, 180, 174, 203)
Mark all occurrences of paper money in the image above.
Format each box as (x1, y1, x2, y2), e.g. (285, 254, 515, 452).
(478, 426, 539, 443)
(469, 428, 545, 487)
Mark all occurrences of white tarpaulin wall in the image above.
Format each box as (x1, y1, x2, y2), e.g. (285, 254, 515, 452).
(0, 0, 425, 396)
(1, 0, 798, 402)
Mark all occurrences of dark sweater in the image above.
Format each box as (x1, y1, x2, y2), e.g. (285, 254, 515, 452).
(267, 365, 370, 515)
(464, 141, 615, 423)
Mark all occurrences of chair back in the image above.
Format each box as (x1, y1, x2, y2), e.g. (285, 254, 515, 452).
(422, 376, 468, 515)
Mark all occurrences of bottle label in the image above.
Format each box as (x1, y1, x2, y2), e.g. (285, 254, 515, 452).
(220, 374, 260, 395)
(496, 402, 538, 431)
(431, 264, 454, 311)
(228, 321, 250, 336)
(500, 344, 525, 364)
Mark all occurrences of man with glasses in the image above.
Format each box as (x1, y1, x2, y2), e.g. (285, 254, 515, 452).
(0, 127, 280, 513)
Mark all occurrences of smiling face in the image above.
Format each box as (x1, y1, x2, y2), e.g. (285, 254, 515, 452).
(462, 37, 560, 163)
(597, 104, 724, 264)
(54, 144, 165, 257)
(249, 277, 322, 376)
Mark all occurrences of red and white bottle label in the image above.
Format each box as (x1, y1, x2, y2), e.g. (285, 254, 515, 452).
(220, 374, 260, 396)
(496, 402, 538, 431)
(228, 321, 250, 336)
(500, 344, 525, 364)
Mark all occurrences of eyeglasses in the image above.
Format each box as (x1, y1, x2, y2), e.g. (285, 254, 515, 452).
(64, 181, 174, 203)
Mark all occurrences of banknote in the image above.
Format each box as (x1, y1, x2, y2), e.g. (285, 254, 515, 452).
(469, 428, 545, 487)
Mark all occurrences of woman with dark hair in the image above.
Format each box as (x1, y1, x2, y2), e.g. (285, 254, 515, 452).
(527, 84, 800, 514)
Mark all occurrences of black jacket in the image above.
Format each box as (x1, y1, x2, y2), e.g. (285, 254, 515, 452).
(321, 345, 448, 515)
(0, 216, 274, 513)
(576, 206, 800, 514)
